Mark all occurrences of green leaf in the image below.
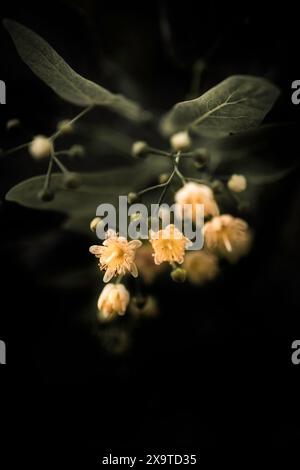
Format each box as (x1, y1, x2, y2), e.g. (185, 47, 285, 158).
(5, 158, 172, 234)
(3, 19, 150, 121)
(187, 123, 297, 170)
(161, 75, 280, 137)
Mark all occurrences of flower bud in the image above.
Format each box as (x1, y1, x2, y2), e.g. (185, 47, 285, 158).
(57, 119, 73, 134)
(193, 148, 209, 169)
(158, 173, 169, 184)
(227, 174, 247, 193)
(6, 118, 20, 131)
(127, 192, 138, 204)
(170, 267, 187, 283)
(29, 135, 52, 160)
(90, 216, 102, 232)
(97, 283, 130, 319)
(63, 172, 81, 189)
(130, 212, 142, 222)
(211, 180, 224, 194)
(131, 141, 148, 158)
(38, 188, 54, 202)
(129, 295, 159, 318)
(69, 144, 85, 158)
(170, 131, 191, 152)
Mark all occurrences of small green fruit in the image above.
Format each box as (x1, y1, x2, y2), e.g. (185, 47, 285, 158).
(38, 189, 54, 202)
(63, 172, 81, 189)
(170, 267, 186, 283)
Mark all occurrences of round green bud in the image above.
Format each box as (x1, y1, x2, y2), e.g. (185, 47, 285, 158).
(63, 172, 81, 189)
(127, 192, 138, 204)
(129, 296, 159, 318)
(130, 212, 142, 222)
(6, 118, 21, 131)
(131, 141, 148, 158)
(211, 180, 224, 194)
(69, 145, 85, 158)
(193, 148, 210, 169)
(57, 119, 73, 134)
(170, 267, 186, 283)
(38, 189, 54, 202)
(158, 173, 169, 184)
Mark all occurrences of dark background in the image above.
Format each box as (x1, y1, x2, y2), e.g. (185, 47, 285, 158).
(0, 0, 299, 464)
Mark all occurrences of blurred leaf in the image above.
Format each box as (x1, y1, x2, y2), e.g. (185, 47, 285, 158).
(76, 122, 134, 157)
(5, 158, 172, 234)
(188, 123, 298, 173)
(161, 75, 280, 136)
(247, 166, 297, 185)
(3, 19, 150, 121)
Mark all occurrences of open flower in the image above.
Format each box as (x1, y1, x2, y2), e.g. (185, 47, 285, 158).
(204, 214, 252, 262)
(90, 232, 142, 282)
(97, 283, 130, 320)
(150, 224, 192, 265)
(175, 182, 219, 221)
(184, 250, 219, 285)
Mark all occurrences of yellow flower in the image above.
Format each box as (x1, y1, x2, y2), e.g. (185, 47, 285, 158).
(227, 174, 247, 193)
(204, 214, 252, 262)
(184, 250, 219, 285)
(97, 283, 130, 320)
(90, 232, 142, 282)
(175, 182, 219, 220)
(150, 224, 192, 265)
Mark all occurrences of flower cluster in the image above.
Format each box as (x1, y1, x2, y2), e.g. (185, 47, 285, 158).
(89, 134, 252, 323)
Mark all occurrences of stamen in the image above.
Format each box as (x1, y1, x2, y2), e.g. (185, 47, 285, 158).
(222, 233, 232, 252)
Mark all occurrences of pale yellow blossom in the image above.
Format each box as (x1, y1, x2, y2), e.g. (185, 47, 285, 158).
(97, 283, 130, 320)
(175, 182, 219, 220)
(90, 232, 142, 282)
(150, 224, 191, 265)
(184, 250, 219, 285)
(204, 214, 252, 262)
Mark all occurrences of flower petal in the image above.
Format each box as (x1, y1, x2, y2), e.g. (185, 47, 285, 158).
(130, 263, 139, 278)
(103, 269, 115, 283)
(89, 245, 102, 255)
(128, 240, 142, 249)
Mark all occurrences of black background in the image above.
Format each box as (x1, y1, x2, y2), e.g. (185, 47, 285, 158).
(0, 0, 299, 465)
